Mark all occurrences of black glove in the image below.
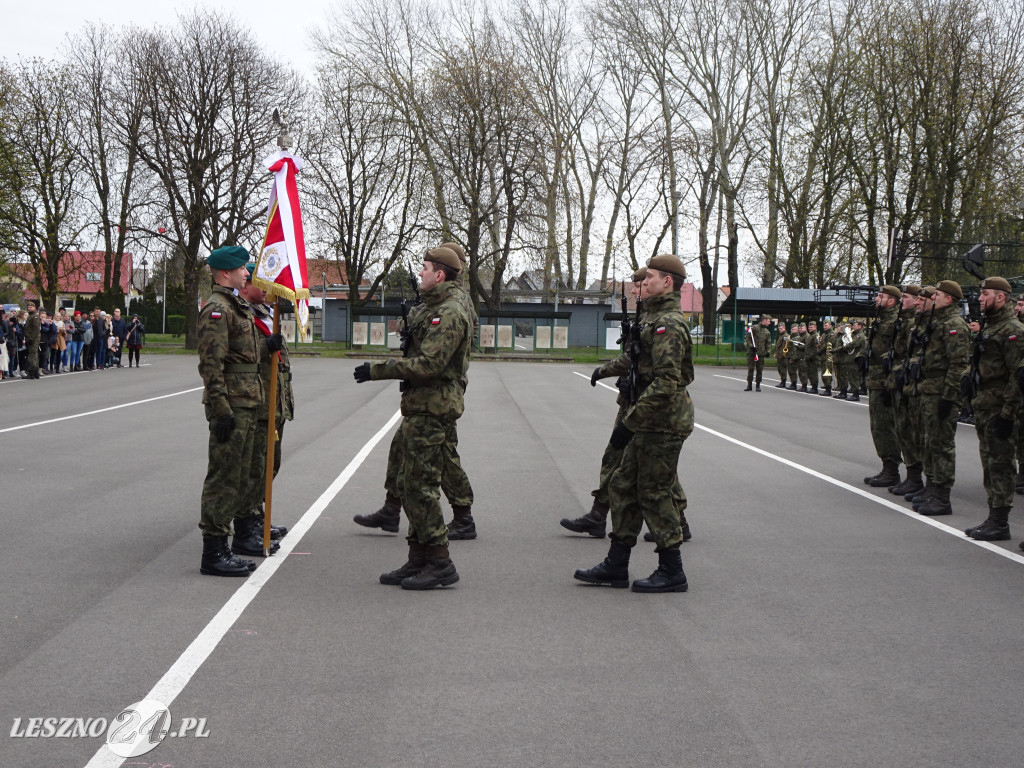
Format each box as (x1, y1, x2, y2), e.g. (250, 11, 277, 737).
(212, 413, 235, 443)
(1016, 366, 1024, 394)
(353, 363, 372, 383)
(937, 399, 954, 419)
(881, 390, 892, 407)
(591, 367, 602, 387)
(960, 375, 972, 399)
(609, 423, 634, 449)
(399, 329, 412, 354)
(994, 416, 1014, 440)
(266, 333, 284, 352)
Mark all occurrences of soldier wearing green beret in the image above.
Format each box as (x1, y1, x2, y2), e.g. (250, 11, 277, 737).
(353, 246, 473, 589)
(963, 277, 1024, 540)
(889, 286, 925, 496)
(197, 245, 284, 576)
(575, 254, 692, 593)
(864, 286, 903, 487)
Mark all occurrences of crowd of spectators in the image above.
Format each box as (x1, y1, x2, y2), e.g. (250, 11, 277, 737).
(0, 306, 145, 380)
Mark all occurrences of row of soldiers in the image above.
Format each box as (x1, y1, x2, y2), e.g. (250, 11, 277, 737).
(745, 316, 868, 399)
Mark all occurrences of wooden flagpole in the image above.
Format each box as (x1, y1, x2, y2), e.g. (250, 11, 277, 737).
(262, 297, 281, 556)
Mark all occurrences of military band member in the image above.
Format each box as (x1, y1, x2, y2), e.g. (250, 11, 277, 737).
(744, 315, 771, 391)
(832, 322, 850, 398)
(889, 285, 925, 497)
(818, 319, 836, 396)
(963, 278, 1024, 540)
(864, 286, 902, 487)
(575, 254, 692, 593)
(805, 320, 819, 394)
(774, 322, 790, 388)
(787, 321, 803, 390)
(905, 287, 935, 504)
(846, 320, 868, 401)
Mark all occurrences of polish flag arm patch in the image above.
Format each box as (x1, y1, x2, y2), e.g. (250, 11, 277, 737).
(948, 329, 957, 335)
(431, 317, 441, 325)
(1010, 335, 1018, 341)
(656, 326, 667, 334)
(210, 312, 222, 319)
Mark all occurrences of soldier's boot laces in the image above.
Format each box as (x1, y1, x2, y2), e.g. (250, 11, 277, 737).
(380, 543, 428, 585)
(353, 494, 402, 533)
(890, 465, 923, 496)
(917, 485, 953, 516)
(231, 516, 281, 557)
(632, 546, 689, 593)
(574, 540, 631, 588)
(400, 545, 459, 590)
(201, 535, 252, 577)
(865, 460, 901, 488)
(447, 505, 477, 540)
(560, 502, 608, 538)
(966, 507, 1011, 541)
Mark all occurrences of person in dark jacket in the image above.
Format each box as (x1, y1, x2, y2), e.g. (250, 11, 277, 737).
(111, 308, 127, 367)
(125, 314, 145, 368)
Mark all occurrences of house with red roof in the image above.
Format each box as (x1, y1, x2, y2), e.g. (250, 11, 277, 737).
(6, 251, 139, 308)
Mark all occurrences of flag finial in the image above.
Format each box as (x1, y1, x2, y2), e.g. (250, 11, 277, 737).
(272, 108, 292, 150)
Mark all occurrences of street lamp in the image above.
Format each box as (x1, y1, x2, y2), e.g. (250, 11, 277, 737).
(158, 226, 167, 334)
(671, 189, 682, 257)
(322, 271, 327, 342)
(141, 256, 148, 320)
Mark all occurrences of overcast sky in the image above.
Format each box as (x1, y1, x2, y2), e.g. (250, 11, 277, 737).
(5, 1, 332, 76)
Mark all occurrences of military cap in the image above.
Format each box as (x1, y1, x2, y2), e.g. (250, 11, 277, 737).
(935, 279, 963, 300)
(244, 262, 257, 279)
(853, 318, 864, 326)
(424, 246, 461, 271)
(206, 245, 250, 270)
(26, 300, 36, 308)
(980, 276, 1013, 294)
(647, 253, 686, 279)
(920, 285, 936, 298)
(441, 241, 467, 265)
(880, 285, 902, 300)
(903, 284, 921, 296)
(632, 266, 648, 282)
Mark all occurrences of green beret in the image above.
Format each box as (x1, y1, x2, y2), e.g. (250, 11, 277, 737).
(207, 245, 250, 270)
(981, 276, 1013, 294)
(935, 279, 963, 300)
(903, 284, 921, 297)
(441, 241, 467, 265)
(245, 262, 257, 279)
(424, 246, 461, 271)
(881, 285, 902, 300)
(647, 254, 686, 279)
(632, 266, 648, 282)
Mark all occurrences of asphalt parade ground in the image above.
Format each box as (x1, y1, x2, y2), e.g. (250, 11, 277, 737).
(2, 357, 1024, 768)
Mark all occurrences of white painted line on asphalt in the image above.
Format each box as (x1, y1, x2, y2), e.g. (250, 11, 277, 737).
(574, 370, 1024, 567)
(713, 373, 868, 406)
(84, 408, 403, 768)
(0, 387, 205, 434)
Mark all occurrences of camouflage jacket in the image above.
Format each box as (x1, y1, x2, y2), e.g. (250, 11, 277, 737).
(804, 330, 819, 362)
(919, 303, 970, 400)
(888, 307, 917, 390)
(817, 327, 835, 356)
(251, 302, 295, 422)
(746, 324, 771, 358)
(620, 292, 694, 438)
(867, 306, 899, 390)
(370, 280, 472, 420)
(24, 313, 40, 345)
(789, 331, 805, 361)
(775, 332, 790, 359)
(198, 286, 266, 417)
(974, 304, 1024, 417)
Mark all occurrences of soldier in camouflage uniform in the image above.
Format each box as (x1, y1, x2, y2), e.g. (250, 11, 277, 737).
(912, 280, 970, 516)
(846, 320, 868, 401)
(1015, 293, 1024, 494)
(889, 286, 924, 496)
(744, 315, 772, 391)
(831, 322, 849, 397)
(864, 286, 903, 487)
(962, 278, 1024, 540)
(902, 287, 934, 502)
(575, 254, 692, 593)
(774, 322, 790, 387)
(197, 246, 283, 577)
(787, 322, 803, 390)
(817, 319, 836, 396)
(805, 320, 819, 394)
(24, 301, 40, 379)
(353, 246, 472, 589)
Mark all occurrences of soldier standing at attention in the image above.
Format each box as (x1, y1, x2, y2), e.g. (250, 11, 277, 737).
(817, 319, 836, 396)
(864, 286, 903, 487)
(352, 246, 472, 589)
(197, 246, 284, 576)
(24, 301, 40, 379)
(889, 286, 924, 497)
(774, 321, 790, 388)
(787, 321, 803, 390)
(846, 320, 868, 401)
(914, 280, 970, 516)
(744, 314, 772, 391)
(963, 278, 1024, 540)
(575, 254, 692, 593)
(805, 320, 820, 394)
(1015, 293, 1024, 495)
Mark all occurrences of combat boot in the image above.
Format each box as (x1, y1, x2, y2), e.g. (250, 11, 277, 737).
(966, 507, 1011, 541)
(799, 383, 808, 392)
(744, 382, 753, 391)
(865, 460, 901, 488)
(631, 546, 688, 593)
(775, 378, 788, 389)
(380, 542, 428, 585)
(353, 493, 401, 533)
(909, 480, 934, 504)
(917, 485, 952, 516)
(788, 381, 798, 390)
(809, 385, 818, 394)
(890, 465, 923, 496)
(231, 516, 281, 557)
(560, 501, 608, 538)
(447, 504, 477, 540)
(200, 535, 252, 577)
(833, 387, 847, 399)
(847, 392, 861, 402)
(820, 385, 832, 396)
(755, 383, 761, 392)
(574, 539, 631, 588)
(253, 503, 287, 540)
(400, 545, 459, 590)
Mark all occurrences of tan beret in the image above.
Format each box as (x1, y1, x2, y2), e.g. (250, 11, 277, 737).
(935, 279, 963, 300)
(920, 286, 936, 298)
(881, 285, 902, 300)
(424, 246, 461, 271)
(647, 254, 686, 279)
(441, 241, 466, 265)
(903, 284, 921, 296)
(981, 276, 1012, 293)
(632, 266, 648, 282)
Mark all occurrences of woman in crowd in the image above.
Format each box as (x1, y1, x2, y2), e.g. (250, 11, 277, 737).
(125, 314, 145, 368)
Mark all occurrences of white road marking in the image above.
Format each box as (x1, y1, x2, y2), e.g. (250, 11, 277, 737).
(84, 409, 403, 768)
(0, 387, 205, 434)
(575, 370, 1024, 566)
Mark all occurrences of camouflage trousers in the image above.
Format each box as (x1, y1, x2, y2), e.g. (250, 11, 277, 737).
(609, 431, 685, 551)
(746, 352, 764, 385)
(241, 417, 285, 514)
(385, 416, 473, 508)
(921, 393, 959, 488)
(200, 406, 258, 536)
(777, 358, 788, 382)
(1017, 424, 1024, 474)
(896, 393, 922, 469)
(975, 409, 1018, 508)
(833, 358, 847, 392)
(805, 358, 818, 388)
(787, 359, 802, 385)
(868, 389, 901, 464)
(844, 359, 861, 392)
(398, 414, 457, 547)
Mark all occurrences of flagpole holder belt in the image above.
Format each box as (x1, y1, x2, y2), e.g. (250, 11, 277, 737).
(224, 363, 261, 374)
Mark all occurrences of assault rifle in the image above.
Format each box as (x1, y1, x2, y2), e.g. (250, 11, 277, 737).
(623, 286, 643, 405)
(908, 304, 936, 396)
(397, 261, 420, 391)
(961, 315, 987, 414)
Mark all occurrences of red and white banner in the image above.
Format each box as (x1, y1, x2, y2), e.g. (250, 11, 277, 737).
(254, 150, 310, 339)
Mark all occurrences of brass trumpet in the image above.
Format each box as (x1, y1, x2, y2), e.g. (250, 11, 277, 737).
(823, 340, 834, 382)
